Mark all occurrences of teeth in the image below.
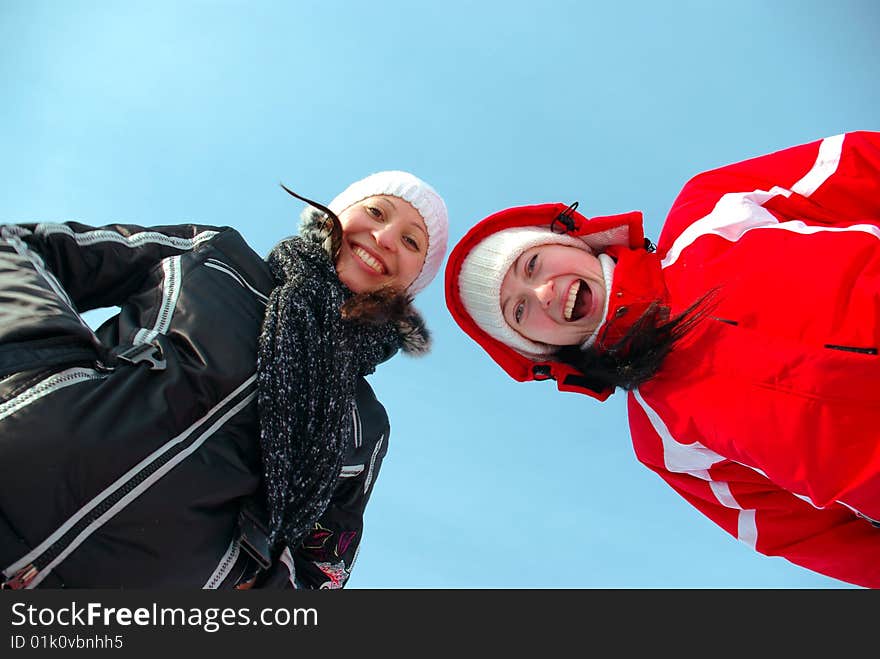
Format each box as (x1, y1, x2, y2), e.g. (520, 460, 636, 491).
(564, 280, 580, 320)
(352, 246, 384, 274)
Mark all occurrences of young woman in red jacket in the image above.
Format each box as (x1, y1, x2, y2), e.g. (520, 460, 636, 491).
(445, 131, 880, 589)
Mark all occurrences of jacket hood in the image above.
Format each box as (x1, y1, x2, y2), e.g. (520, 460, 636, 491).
(444, 202, 646, 400)
(299, 206, 431, 357)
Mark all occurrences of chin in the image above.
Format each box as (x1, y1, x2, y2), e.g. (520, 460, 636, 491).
(337, 272, 363, 293)
(344, 280, 370, 294)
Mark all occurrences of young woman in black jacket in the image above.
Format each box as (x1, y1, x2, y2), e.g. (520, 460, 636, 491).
(0, 170, 448, 589)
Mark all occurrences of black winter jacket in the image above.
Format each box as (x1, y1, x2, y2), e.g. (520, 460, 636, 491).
(0, 220, 407, 589)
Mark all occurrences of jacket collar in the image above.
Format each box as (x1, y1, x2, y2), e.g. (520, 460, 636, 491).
(596, 245, 667, 349)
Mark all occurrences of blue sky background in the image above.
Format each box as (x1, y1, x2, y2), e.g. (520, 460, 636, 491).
(2, 0, 878, 588)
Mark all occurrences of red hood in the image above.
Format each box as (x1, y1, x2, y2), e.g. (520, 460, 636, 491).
(444, 203, 647, 401)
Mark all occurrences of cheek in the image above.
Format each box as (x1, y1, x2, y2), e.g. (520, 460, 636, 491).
(523, 308, 553, 338)
(333, 251, 354, 281)
(335, 258, 369, 293)
(401, 251, 426, 279)
(338, 209, 370, 237)
(338, 217, 358, 238)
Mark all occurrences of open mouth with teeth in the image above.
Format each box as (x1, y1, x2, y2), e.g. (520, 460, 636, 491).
(563, 279, 592, 321)
(352, 245, 387, 275)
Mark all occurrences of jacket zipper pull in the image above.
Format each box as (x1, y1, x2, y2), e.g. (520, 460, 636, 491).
(2, 564, 38, 589)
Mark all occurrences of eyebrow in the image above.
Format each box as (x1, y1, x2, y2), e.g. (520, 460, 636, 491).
(499, 253, 525, 324)
(410, 221, 428, 240)
(511, 252, 525, 280)
(500, 294, 511, 324)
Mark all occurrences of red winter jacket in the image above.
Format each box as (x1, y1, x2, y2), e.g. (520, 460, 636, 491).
(629, 130, 880, 589)
(445, 130, 880, 588)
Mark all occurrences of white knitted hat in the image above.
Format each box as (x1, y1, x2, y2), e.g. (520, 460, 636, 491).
(329, 170, 449, 296)
(458, 227, 593, 357)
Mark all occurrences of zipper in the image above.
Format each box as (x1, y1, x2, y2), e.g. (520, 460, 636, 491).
(13, 430, 191, 585)
(2, 564, 38, 589)
(0, 367, 55, 404)
(0, 367, 108, 424)
(134, 256, 181, 345)
(2, 377, 257, 589)
(204, 538, 242, 589)
(153, 257, 180, 336)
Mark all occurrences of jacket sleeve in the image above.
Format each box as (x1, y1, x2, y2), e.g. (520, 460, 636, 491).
(0, 221, 224, 312)
(287, 377, 390, 589)
(658, 130, 880, 253)
(627, 392, 880, 589)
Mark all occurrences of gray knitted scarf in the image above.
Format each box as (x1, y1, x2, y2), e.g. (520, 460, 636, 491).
(257, 218, 425, 550)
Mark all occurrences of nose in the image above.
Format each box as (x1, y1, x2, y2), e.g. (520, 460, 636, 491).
(534, 280, 554, 308)
(374, 225, 397, 252)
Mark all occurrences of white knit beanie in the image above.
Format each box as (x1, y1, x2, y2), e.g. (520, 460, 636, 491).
(329, 170, 449, 296)
(458, 227, 594, 357)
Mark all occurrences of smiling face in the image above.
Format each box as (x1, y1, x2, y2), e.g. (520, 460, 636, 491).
(500, 243, 607, 347)
(334, 195, 429, 294)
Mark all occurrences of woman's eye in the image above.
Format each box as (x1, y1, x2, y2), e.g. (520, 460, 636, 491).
(403, 235, 421, 251)
(526, 254, 538, 276)
(514, 301, 525, 324)
(367, 206, 382, 219)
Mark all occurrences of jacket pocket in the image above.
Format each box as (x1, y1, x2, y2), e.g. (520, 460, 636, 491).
(823, 343, 878, 355)
(0, 336, 103, 380)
